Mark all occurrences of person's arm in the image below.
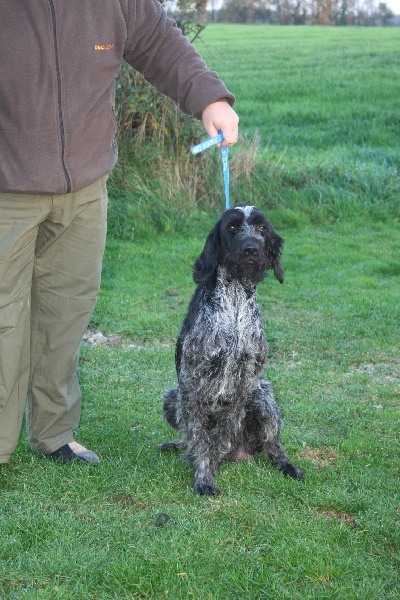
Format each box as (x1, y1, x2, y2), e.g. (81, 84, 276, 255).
(123, 0, 236, 129)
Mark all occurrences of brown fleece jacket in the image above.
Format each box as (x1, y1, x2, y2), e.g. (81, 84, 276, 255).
(0, 0, 235, 194)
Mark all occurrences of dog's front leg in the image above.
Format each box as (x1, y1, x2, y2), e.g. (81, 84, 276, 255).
(192, 456, 221, 496)
(185, 435, 221, 496)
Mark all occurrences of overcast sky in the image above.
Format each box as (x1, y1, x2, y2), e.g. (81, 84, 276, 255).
(385, 0, 400, 12)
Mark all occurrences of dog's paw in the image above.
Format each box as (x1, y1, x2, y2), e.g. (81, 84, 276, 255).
(282, 463, 304, 481)
(193, 478, 221, 496)
(156, 440, 186, 452)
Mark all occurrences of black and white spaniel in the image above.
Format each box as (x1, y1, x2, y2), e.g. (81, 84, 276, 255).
(159, 205, 303, 495)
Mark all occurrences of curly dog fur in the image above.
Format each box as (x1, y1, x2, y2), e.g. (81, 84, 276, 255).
(159, 205, 303, 495)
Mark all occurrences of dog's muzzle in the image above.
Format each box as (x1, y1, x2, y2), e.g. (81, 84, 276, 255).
(241, 238, 263, 262)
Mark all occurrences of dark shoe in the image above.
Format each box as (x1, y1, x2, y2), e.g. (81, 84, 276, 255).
(48, 442, 100, 464)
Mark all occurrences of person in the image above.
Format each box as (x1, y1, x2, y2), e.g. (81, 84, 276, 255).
(0, 0, 239, 465)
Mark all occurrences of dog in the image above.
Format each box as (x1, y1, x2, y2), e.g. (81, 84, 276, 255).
(159, 205, 303, 495)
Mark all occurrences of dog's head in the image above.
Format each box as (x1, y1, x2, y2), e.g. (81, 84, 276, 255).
(193, 205, 284, 285)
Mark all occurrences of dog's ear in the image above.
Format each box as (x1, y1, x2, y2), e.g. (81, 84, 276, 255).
(266, 229, 285, 283)
(193, 223, 221, 283)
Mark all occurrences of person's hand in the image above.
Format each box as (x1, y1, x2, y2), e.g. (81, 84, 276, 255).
(202, 101, 239, 147)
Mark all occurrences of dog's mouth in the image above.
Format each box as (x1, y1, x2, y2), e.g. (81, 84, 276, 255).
(242, 252, 265, 268)
(225, 260, 268, 285)
(223, 247, 268, 284)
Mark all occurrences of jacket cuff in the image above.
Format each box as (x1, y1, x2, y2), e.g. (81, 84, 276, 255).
(193, 94, 236, 120)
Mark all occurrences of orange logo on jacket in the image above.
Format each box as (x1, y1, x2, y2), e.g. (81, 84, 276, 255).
(95, 44, 115, 51)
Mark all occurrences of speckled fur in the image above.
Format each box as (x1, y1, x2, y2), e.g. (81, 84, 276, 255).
(159, 205, 303, 495)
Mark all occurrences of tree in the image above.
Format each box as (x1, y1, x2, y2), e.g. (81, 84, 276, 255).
(220, 0, 258, 23)
(377, 2, 395, 25)
(164, 0, 207, 41)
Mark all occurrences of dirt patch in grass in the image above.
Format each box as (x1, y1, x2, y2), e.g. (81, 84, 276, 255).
(345, 361, 399, 385)
(312, 508, 360, 529)
(300, 445, 338, 469)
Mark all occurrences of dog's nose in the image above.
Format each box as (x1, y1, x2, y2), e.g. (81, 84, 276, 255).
(243, 242, 259, 257)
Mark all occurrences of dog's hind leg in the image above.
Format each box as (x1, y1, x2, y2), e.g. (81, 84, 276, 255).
(266, 441, 303, 480)
(162, 387, 180, 429)
(244, 379, 304, 481)
(158, 388, 186, 451)
(158, 439, 186, 451)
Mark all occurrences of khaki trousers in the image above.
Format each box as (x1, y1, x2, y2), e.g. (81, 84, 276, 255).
(0, 178, 108, 463)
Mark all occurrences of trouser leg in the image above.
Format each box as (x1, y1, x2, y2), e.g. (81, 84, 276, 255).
(27, 178, 108, 454)
(0, 194, 49, 463)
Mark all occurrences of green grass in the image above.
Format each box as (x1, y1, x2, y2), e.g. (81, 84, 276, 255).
(1, 25, 399, 599)
(199, 25, 399, 150)
(107, 25, 399, 238)
(195, 25, 400, 228)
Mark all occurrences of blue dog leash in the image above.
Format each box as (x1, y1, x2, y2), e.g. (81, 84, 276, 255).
(190, 131, 230, 210)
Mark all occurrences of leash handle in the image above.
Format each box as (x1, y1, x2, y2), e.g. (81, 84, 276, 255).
(190, 132, 224, 155)
(189, 131, 230, 210)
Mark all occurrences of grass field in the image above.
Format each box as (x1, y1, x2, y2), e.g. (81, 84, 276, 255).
(107, 25, 399, 238)
(1, 25, 399, 599)
(200, 25, 399, 151)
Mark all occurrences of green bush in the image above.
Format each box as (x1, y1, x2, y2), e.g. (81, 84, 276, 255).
(113, 0, 207, 153)
(107, 1, 212, 239)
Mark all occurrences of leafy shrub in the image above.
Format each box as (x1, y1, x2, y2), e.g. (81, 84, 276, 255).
(107, 0, 215, 240)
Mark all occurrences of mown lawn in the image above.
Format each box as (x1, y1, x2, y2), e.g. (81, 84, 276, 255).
(1, 25, 399, 599)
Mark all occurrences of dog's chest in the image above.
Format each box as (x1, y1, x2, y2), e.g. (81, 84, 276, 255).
(183, 280, 267, 381)
(209, 284, 264, 353)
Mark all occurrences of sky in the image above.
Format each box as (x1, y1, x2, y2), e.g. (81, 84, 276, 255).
(386, 0, 400, 12)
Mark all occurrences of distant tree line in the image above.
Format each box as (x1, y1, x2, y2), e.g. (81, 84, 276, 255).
(166, 0, 397, 26)
(219, 0, 395, 25)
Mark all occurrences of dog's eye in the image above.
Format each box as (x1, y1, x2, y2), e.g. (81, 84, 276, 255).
(258, 225, 267, 232)
(228, 224, 237, 231)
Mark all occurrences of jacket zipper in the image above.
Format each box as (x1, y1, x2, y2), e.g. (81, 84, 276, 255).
(48, 0, 71, 193)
